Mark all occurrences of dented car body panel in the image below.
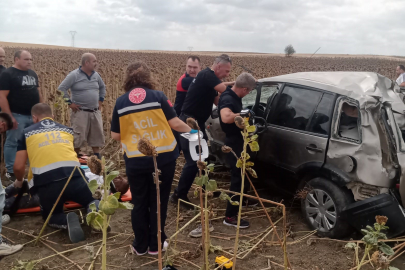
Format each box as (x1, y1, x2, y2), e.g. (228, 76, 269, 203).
(207, 72, 405, 235)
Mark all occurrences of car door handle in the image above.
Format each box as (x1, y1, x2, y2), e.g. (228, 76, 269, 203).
(306, 145, 323, 153)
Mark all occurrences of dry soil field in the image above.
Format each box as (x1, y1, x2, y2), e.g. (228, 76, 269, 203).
(0, 42, 404, 270)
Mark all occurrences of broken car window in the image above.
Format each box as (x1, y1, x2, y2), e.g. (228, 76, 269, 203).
(338, 102, 360, 142)
(242, 88, 257, 108)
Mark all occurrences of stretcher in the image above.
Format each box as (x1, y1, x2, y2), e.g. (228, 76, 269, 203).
(15, 190, 132, 214)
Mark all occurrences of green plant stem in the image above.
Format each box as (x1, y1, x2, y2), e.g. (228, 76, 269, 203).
(232, 129, 248, 270)
(204, 189, 209, 269)
(174, 199, 181, 249)
(101, 162, 109, 270)
(357, 246, 371, 270)
(197, 127, 208, 270)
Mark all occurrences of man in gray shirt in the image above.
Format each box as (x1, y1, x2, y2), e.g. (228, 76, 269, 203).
(58, 53, 106, 158)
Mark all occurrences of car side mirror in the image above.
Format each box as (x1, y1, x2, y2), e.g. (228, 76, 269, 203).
(211, 108, 219, 119)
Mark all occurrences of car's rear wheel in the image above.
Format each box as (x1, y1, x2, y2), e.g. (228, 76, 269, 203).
(301, 177, 354, 238)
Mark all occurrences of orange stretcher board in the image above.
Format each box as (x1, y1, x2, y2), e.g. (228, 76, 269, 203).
(16, 190, 132, 214)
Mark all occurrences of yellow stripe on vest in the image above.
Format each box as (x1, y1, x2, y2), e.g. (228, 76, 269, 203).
(119, 108, 176, 157)
(26, 130, 79, 171)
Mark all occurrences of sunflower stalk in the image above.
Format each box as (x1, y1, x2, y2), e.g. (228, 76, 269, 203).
(138, 138, 164, 269)
(153, 155, 163, 270)
(231, 117, 249, 270)
(187, 118, 210, 270)
(224, 116, 264, 269)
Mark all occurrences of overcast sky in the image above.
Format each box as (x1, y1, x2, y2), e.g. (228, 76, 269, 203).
(0, 0, 404, 55)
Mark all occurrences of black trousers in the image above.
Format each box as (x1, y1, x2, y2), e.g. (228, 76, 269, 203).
(127, 160, 176, 253)
(225, 137, 247, 218)
(36, 176, 97, 226)
(174, 114, 207, 199)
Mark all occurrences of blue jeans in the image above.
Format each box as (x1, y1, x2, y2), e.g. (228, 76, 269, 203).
(5, 113, 33, 173)
(0, 179, 5, 243)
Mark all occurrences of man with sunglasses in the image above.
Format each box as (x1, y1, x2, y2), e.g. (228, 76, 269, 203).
(218, 72, 257, 228)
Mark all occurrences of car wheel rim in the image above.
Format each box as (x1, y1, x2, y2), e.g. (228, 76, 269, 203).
(305, 189, 337, 232)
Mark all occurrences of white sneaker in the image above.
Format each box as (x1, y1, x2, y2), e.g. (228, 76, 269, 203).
(189, 223, 214, 238)
(2, 214, 10, 225)
(131, 245, 147, 256)
(0, 241, 23, 256)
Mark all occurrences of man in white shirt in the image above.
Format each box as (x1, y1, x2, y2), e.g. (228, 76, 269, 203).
(396, 65, 405, 87)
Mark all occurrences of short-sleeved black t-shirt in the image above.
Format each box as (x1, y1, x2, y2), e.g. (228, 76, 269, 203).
(181, 67, 222, 124)
(0, 65, 6, 76)
(111, 87, 179, 171)
(0, 67, 40, 115)
(218, 87, 243, 142)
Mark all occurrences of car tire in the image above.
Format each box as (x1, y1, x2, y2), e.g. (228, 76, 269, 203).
(301, 177, 354, 239)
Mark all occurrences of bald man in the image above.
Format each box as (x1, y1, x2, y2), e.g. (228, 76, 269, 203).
(58, 53, 106, 159)
(0, 47, 6, 76)
(0, 50, 43, 182)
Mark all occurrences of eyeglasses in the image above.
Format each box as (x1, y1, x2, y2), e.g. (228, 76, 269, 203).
(218, 55, 232, 64)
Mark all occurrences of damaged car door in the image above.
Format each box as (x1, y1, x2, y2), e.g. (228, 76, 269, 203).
(256, 84, 336, 188)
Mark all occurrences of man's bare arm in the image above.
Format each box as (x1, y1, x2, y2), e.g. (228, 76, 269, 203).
(214, 83, 227, 93)
(400, 82, 405, 87)
(38, 87, 44, 103)
(168, 117, 192, 133)
(0, 90, 17, 129)
(111, 131, 121, 141)
(220, 108, 240, 124)
(224, 81, 235, 86)
(14, 150, 28, 187)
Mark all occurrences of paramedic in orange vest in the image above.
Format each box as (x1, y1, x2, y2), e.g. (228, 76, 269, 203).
(110, 61, 196, 256)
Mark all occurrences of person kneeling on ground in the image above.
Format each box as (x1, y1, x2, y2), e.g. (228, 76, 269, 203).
(0, 112, 24, 255)
(13, 103, 100, 243)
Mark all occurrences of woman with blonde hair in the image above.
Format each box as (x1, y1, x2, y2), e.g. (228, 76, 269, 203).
(110, 61, 196, 255)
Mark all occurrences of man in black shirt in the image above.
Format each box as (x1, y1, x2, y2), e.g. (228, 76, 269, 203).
(0, 50, 43, 182)
(219, 73, 256, 229)
(0, 48, 6, 76)
(170, 54, 233, 213)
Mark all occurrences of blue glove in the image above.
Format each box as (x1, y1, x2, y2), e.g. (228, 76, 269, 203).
(190, 129, 198, 134)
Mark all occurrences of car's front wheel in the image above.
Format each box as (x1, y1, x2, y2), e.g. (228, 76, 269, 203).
(301, 177, 354, 238)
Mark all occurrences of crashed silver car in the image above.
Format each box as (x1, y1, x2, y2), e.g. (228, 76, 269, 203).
(206, 72, 405, 239)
